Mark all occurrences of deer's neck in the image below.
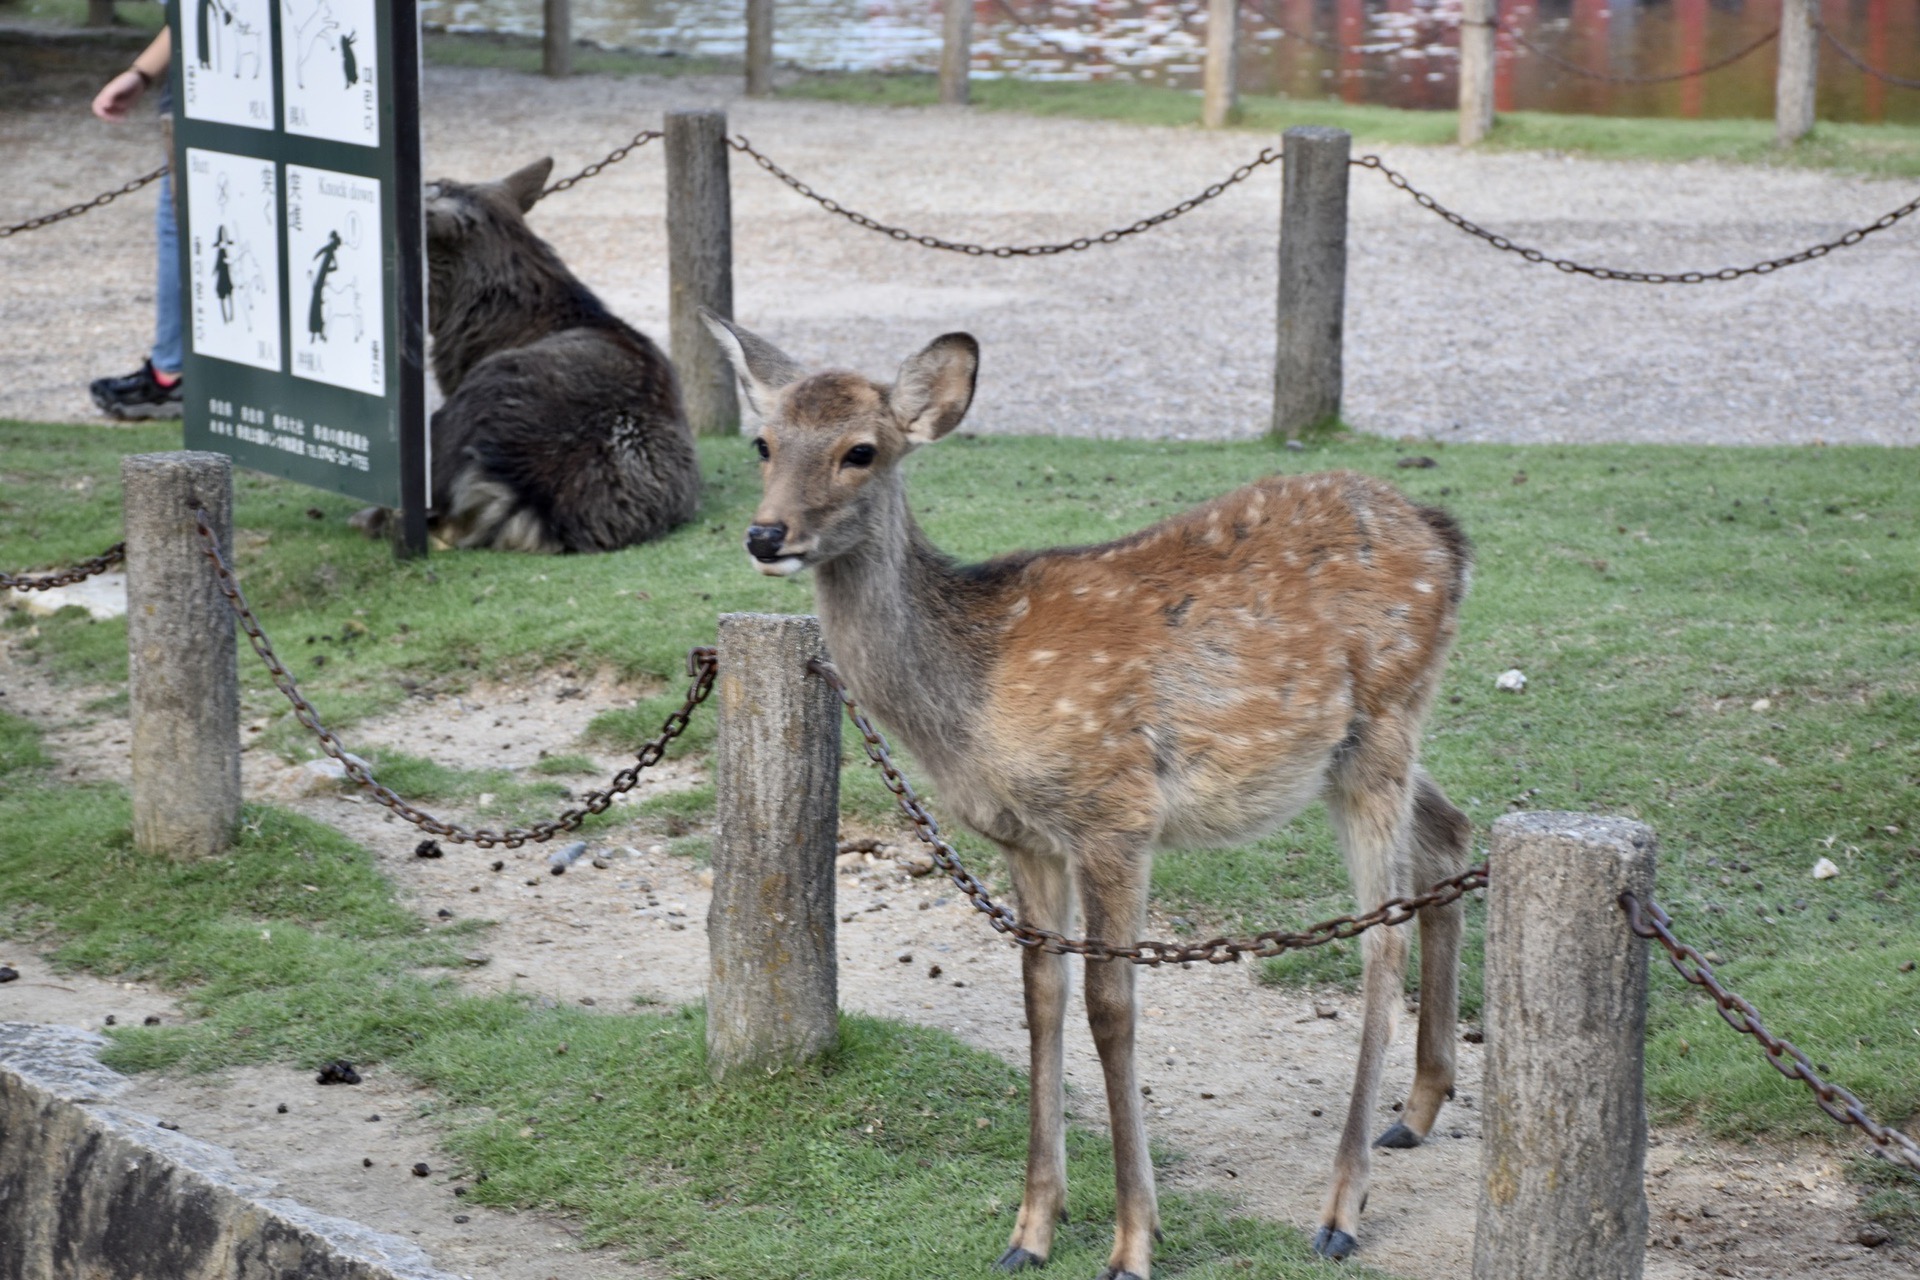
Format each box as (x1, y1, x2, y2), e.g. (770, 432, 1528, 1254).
(812, 482, 995, 782)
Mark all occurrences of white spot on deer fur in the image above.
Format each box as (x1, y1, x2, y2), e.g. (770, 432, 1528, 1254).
(1414, 580, 1434, 594)
(1072, 584, 1091, 596)
(1054, 698, 1077, 716)
(1031, 650, 1058, 664)
(1009, 595, 1030, 619)
(1091, 651, 1110, 664)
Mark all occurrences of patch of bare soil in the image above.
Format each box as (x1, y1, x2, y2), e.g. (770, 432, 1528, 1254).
(2, 637, 1914, 1279)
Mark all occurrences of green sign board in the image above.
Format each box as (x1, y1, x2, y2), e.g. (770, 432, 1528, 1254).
(168, 0, 427, 552)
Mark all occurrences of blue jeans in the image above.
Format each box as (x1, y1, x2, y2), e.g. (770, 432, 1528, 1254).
(152, 170, 183, 376)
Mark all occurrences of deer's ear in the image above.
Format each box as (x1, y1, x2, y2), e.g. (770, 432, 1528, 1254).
(890, 333, 978, 446)
(499, 158, 554, 214)
(704, 312, 806, 420)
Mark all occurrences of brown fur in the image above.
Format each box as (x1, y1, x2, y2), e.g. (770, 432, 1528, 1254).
(711, 317, 1473, 1273)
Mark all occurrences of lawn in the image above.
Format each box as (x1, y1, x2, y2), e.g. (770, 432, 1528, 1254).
(3, 420, 1917, 1247)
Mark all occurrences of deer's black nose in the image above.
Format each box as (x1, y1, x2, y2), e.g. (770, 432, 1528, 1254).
(745, 523, 789, 561)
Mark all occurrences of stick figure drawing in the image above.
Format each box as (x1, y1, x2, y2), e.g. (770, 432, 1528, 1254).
(213, 227, 236, 323)
(284, 0, 341, 90)
(341, 31, 359, 88)
(307, 229, 342, 341)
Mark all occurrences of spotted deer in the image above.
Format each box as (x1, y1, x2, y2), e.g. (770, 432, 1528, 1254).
(708, 316, 1474, 1274)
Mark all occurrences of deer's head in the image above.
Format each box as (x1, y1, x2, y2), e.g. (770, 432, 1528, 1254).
(706, 316, 978, 577)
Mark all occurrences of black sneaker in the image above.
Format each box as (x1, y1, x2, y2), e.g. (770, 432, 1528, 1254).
(90, 359, 183, 420)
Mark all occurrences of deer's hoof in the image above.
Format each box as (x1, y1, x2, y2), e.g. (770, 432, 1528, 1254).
(997, 1247, 1046, 1273)
(1311, 1226, 1358, 1261)
(1094, 1270, 1146, 1280)
(1372, 1122, 1422, 1149)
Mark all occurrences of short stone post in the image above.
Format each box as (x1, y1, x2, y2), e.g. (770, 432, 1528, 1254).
(1458, 0, 1496, 145)
(1202, 0, 1239, 128)
(745, 0, 774, 97)
(85, 0, 116, 27)
(666, 109, 740, 437)
(1271, 125, 1349, 440)
(707, 613, 841, 1077)
(1472, 812, 1655, 1280)
(543, 0, 572, 78)
(1775, 0, 1818, 146)
(122, 452, 240, 860)
(939, 0, 973, 106)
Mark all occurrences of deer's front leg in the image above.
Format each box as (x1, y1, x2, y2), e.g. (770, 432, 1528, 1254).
(1082, 850, 1157, 1280)
(999, 849, 1073, 1272)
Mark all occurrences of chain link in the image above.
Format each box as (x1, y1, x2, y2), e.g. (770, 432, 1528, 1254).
(540, 130, 665, 199)
(1, 166, 169, 240)
(190, 507, 715, 848)
(1, 543, 127, 592)
(731, 134, 1281, 257)
(1620, 893, 1920, 1175)
(812, 658, 1486, 964)
(1820, 24, 1920, 92)
(1506, 25, 1778, 85)
(1354, 154, 1920, 284)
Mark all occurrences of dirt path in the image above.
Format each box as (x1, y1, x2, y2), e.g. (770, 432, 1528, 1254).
(3, 633, 1913, 1279)
(3, 65, 1917, 444)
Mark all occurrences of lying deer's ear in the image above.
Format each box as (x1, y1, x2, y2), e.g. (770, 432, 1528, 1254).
(891, 333, 978, 446)
(500, 158, 554, 214)
(704, 312, 806, 420)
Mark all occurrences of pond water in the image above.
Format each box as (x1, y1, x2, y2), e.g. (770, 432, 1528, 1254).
(422, 0, 1920, 124)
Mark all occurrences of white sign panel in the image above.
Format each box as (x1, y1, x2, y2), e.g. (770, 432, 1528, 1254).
(181, 0, 275, 129)
(286, 164, 385, 397)
(280, 0, 380, 147)
(186, 147, 282, 372)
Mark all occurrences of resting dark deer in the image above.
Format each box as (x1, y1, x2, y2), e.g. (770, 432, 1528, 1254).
(710, 316, 1474, 1275)
(358, 158, 699, 552)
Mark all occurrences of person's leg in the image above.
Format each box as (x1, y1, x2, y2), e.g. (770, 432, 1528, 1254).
(151, 170, 183, 378)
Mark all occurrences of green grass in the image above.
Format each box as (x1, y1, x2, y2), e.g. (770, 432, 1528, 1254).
(3, 420, 1917, 1153)
(0, 708, 1378, 1279)
(783, 72, 1920, 179)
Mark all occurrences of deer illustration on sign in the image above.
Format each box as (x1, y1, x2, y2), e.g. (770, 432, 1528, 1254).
(712, 316, 1475, 1273)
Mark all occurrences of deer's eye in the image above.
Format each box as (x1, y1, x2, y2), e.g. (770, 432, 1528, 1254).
(753, 437, 770, 461)
(842, 444, 877, 469)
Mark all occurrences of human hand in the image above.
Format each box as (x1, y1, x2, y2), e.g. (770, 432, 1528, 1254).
(92, 69, 147, 123)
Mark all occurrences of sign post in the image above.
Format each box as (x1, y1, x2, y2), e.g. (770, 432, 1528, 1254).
(167, 0, 427, 556)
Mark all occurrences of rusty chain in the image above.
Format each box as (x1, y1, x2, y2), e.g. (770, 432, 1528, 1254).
(190, 506, 715, 848)
(1354, 153, 1920, 283)
(1506, 24, 1778, 85)
(1820, 24, 1920, 92)
(1, 166, 169, 240)
(1620, 893, 1920, 1175)
(731, 134, 1282, 257)
(540, 129, 664, 199)
(811, 657, 1487, 964)
(1, 544, 127, 592)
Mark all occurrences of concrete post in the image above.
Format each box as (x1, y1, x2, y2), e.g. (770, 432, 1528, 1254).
(1202, 0, 1239, 128)
(1458, 0, 1496, 145)
(542, 0, 572, 78)
(1271, 126, 1349, 440)
(122, 452, 240, 860)
(707, 613, 841, 1078)
(666, 109, 740, 437)
(939, 0, 973, 106)
(746, 0, 774, 97)
(1472, 812, 1655, 1280)
(1775, 0, 1818, 146)
(85, 0, 116, 27)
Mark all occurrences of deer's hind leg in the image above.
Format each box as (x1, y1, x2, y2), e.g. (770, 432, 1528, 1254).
(1375, 767, 1471, 1150)
(998, 846, 1074, 1273)
(1312, 719, 1420, 1261)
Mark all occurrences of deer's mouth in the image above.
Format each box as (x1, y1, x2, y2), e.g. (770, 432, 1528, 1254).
(752, 553, 808, 578)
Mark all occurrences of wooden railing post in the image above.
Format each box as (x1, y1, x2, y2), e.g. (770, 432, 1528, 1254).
(123, 451, 240, 860)
(543, 0, 572, 78)
(939, 0, 973, 106)
(1202, 0, 1239, 128)
(1472, 812, 1656, 1280)
(707, 613, 841, 1077)
(746, 0, 775, 98)
(1458, 0, 1496, 145)
(1271, 125, 1349, 440)
(1775, 0, 1818, 146)
(666, 109, 740, 437)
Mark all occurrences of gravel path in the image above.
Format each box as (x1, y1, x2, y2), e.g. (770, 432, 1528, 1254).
(3, 67, 1916, 444)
